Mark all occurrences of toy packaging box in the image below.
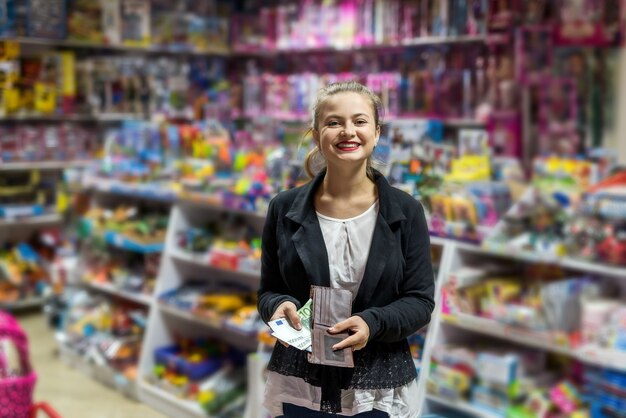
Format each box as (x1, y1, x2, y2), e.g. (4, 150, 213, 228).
(516, 25, 553, 85)
(554, 0, 621, 46)
(66, 0, 103, 43)
(25, 0, 66, 39)
(101, 0, 121, 45)
(0, 0, 15, 36)
(487, 111, 522, 158)
(121, 0, 150, 47)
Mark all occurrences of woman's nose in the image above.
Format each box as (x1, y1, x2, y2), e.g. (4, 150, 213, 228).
(342, 123, 356, 137)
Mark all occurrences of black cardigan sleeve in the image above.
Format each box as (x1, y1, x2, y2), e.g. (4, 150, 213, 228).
(355, 199, 435, 342)
(257, 197, 301, 323)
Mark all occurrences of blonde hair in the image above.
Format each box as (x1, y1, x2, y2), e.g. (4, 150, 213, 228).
(304, 81, 383, 179)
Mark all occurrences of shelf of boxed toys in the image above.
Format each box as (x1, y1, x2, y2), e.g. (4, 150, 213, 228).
(0, 212, 62, 227)
(7, 36, 231, 57)
(420, 236, 626, 417)
(139, 380, 207, 418)
(440, 312, 626, 374)
(84, 281, 153, 308)
(0, 113, 144, 123)
(178, 194, 267, 223)
(437, 236, 626, 371)
(169, 248, 261, 288)
(82, 176, 268, 221)
(231, 112, 486, 129)
(56, 333, 139, 400)
(0, 160, 94, 171)
(426, 394, 502, 418)
(441, 313, 577, 358)
(158, 303, 259, 353)
(232, 34, 491, 57)
(82, 175, 179, 203)
(449, 239, 626, 280)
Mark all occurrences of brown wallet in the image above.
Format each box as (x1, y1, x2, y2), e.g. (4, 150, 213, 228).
(307, 285, 355, 368)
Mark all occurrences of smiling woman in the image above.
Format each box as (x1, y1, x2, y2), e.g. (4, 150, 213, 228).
(257, 81, 435, 418)
(304, 82, 383, 182)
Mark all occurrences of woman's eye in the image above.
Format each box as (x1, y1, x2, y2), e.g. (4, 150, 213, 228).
(355, 120, 367, 125)
(327, 121, 340, 126)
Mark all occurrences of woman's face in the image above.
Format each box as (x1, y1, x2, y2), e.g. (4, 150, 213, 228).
(313, 92, 380, 170)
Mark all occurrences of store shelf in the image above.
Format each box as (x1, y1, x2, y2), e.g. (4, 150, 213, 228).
(441, 313, 626, 372)
(441, 313, 575, 357)
(0, 160, 93, 171)
(7, 36, 230, 56)
(234, 34, 489, 56)
(0, 296, 46, 311)
(0, 113, 143, 122)
(231, 112, 486, 128)
(447, 239, 626, 280)
(140, 381, 207, 418)
(577, 344, 626, 373)
(426, 394, 502, 418)
(169, 248, 260, 285)
(560, 257, 626, 280)
(158, 303, 258, 352)
(0, 213, 62, 227)
(441, 118, 487, 129)
(179, 193, 267, 221)
(86, 281, 153, 307)
(58, 342, 139, 400)
(83, 176, 178, 202)
(429, 235, 448, 247)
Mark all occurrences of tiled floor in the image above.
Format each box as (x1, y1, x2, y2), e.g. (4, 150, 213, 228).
(16, 312, 167, 418)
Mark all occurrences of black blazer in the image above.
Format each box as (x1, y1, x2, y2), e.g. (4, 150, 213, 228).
(258, 168, 435, 344)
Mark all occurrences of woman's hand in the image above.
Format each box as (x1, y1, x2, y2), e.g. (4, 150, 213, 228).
(270, 301, 301, 347)
(327, 316, 370, 352)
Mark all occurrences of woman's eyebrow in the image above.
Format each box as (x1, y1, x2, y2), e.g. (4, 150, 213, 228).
(324, 113, 370, 120)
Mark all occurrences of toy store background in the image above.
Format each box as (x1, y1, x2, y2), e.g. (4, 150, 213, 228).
(1, 0, 626, 417)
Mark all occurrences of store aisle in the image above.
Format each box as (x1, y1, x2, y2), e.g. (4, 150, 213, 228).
(17, 312, 166, 418)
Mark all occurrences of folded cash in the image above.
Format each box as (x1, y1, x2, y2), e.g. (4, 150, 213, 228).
(268, 299, 313, 352)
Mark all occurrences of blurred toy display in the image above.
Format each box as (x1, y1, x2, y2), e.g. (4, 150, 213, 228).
(0, 170, 65, 217)
(566, 170, 626, 267)
(442, 262, 617, 348)
(231, 0, 489, 53)
(0, 1, 625, 416)
(81, 204, 168, 248)
(159, 281, 262, 336)
(60, 290, 147, 382)
(4, 0, 230, 52)
(0, 224, 79, 303)
(149, 336, 247, 412)
(482, 157, 596, 256)
(175, 215, 261, 275)
(0, 124, 100, 163)
(80, 244, 157, 298)
(0, 40, 228, 120)
(426, 342, 626, 417)
(425, 180, 512, 244)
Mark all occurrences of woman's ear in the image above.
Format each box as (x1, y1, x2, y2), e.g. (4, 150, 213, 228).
(312, 129, 320, 147)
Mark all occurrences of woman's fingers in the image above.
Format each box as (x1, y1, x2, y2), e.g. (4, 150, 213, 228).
(327, 316, 370, 351)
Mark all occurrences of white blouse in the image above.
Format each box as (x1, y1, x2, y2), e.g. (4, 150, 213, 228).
(263, 200, 420, 417)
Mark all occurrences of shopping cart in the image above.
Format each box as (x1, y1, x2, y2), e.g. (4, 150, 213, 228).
(0, 310, 61, 418)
